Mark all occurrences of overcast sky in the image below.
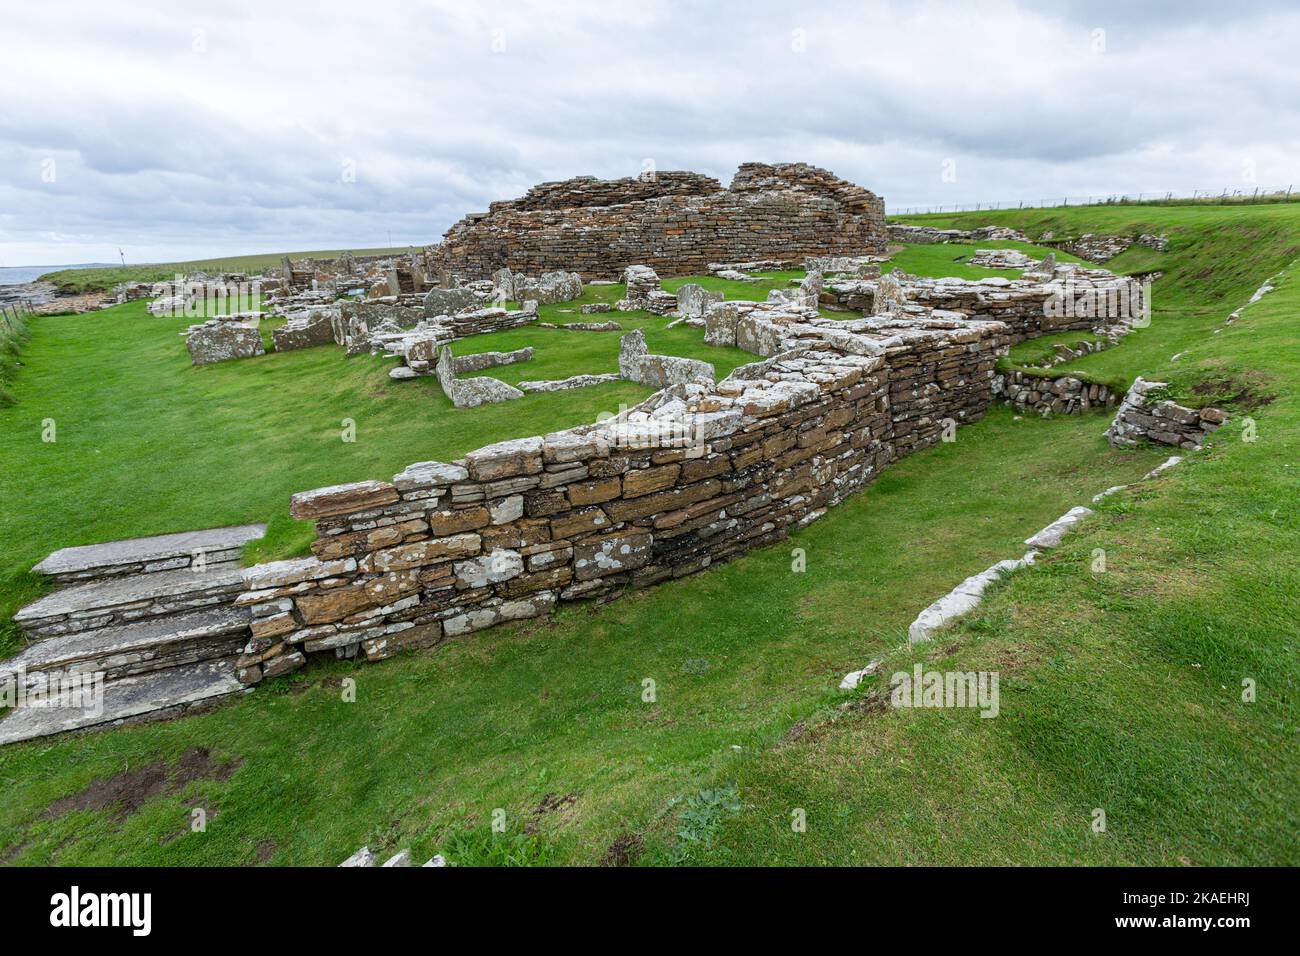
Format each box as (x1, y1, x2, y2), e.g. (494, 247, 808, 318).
(3, 0, 1299, 266)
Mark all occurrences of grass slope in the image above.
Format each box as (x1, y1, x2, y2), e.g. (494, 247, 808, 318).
(695, 254, 1300, 866)
(0, 217, 1295, 864)
(40, 247, 405, 295)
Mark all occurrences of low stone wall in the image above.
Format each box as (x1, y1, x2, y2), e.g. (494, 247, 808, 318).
(436, 163, 887, 281)
(822, 264, 1141, 342)
(1051, 233, 1168, 263)
(887, 224, 1028, 245)
(1105, 377, 1226, 449)
(618, 329, 715, 387)
(994, 370, 1120, 415)
(233, 313, 1010, 684)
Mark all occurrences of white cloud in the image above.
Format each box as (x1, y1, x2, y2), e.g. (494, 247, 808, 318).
(1, 0, 1298, 264)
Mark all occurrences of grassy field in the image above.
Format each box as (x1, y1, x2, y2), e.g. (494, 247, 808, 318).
(0, 216, 1295, 865)
(39, 247, 405, 296)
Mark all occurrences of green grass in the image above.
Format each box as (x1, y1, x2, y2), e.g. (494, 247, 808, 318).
(885, 239, 1085, 280)
(1, 211, 1297, 865)
(0, 308, 29, 406)
(694, 257, 1300, 866)
(0, 402, 1167, 865)
(1004, 330, 1110, 369)
(39, 247, 406, 296)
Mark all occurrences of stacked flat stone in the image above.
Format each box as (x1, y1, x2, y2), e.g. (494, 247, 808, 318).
(1105, 378, 1227, 449)
(436, 163, 887, 281)
(1056, 233, 1169, 263)
(823, 264, 1142, 342)
(235, 307, 1011, 685)
(806, 257, 882, 279)
(966, 248, 1039, 269)
(887, 224, 1029, 245)
(994, 370, 1119, 415)
(615, 265, 664, 312)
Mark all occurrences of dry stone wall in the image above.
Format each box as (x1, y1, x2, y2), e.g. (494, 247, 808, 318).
(1105, 377, 1226, 449)
(435, 163, 887, 281)
(234, 311, 1010, 684)
(994, 370, 1120, 416)
(822, 263, 1143, 343)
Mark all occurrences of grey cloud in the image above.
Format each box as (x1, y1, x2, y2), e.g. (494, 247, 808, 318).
(1, 0, 1298, 264)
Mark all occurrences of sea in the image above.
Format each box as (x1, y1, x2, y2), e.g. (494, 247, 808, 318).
(0, 263, 113, 286)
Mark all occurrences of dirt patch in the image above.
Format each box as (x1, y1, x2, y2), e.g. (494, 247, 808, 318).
(1190, 374, 1275, 412)
(255, 839, 278, 864)
(0, 839, 32, 865)
(600, 832, 644, 866)
(41, 747, 242, 822)
(524, 791, 579, 834)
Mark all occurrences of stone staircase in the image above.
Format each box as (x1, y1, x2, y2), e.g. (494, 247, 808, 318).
(0, 525, 265, 745)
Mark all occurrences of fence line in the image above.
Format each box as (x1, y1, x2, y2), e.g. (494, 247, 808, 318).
(888, 184, 1297, 217)
(1, 298, 35, 329)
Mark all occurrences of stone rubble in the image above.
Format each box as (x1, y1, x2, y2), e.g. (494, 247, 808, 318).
(1104, 377, 1227, 450)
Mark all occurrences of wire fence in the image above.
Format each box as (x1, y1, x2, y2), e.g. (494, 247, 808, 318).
(1, 298, 36, 329)
(888, 185, 1298, 217)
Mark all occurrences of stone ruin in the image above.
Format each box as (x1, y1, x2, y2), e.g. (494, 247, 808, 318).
(232, 297, 1011, 685)
(1104, 377, 1226, 449)
(617, 328, 715, 387)
(13, 186, 1195, 740)
(436, 163, 888, 280)
(616, 265, 677, 314)
(819, 260, 1143, 343)
(887, 224, 1030, 245)
(492, 269, 583, 305)
(1050, 233, 1168, 263)
(183, 315, 265, 365)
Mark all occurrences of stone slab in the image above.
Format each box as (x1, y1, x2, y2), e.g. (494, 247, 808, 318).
(0, 659, 246, 746)
(32, 524, 266, 582)
(0, 605, 251, 681)
(14, 566, 247, 628)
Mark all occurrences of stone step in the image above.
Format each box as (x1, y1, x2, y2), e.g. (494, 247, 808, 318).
(32, 524, 266, 586)
(13, 566, 248, 639)
(0, 659, 247, 746)
(1, 605, 251, 686)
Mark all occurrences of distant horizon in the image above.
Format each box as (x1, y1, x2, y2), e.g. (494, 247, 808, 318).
(0, 243, 426, 272)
